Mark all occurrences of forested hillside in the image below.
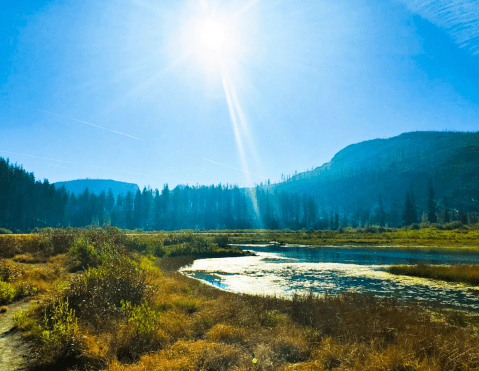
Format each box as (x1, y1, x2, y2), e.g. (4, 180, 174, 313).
(275, 131, 479, 227)
(0, 158, 66, 231)
(0, 157, 314, 231)
(1, 131, 478, 232)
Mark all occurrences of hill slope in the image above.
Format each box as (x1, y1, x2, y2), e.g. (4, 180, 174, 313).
(275, 131, 479, 223)
(53, 179, 139, 199)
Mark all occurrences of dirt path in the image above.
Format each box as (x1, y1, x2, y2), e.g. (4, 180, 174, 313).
(0, 299, 32, 371)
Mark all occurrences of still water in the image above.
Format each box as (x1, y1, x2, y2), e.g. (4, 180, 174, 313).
(180, 245, 479, 312)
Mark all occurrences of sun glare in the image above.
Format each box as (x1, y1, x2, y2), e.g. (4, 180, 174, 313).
(201, 20, 226, 50)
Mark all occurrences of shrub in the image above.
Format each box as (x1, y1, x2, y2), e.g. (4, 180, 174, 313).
(62, 256, 150, 325)
(0, 260, 22, 282)
(13, 307, 38, 330)
(37, 227, 143, 257)
(42, 297, 79, 359)
(115, 300, 166, 363)
(153, 244, 166, 258)
(68, 237, 123, 269)
(0, 281, 16, 304)
(214, 234, 230, 248)
(364, 225, 378, 233)
(37, 228, 82, 256)
(68, 238, 102, 268)
(258, 310, 285, 327)
(0, 236, 22, 258)
(173, 298, 200, 314)
(442, 221, 466, 230)
(163, 232, 213, 254)
(15, 281, 39, 298)
(121, 300, 161, 337)
(0, 227, 13, 234)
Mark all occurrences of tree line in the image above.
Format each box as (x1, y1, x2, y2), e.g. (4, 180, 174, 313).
(0, 157, 477, 232)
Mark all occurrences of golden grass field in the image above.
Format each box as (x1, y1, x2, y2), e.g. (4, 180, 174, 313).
(1, 228, 479, 370)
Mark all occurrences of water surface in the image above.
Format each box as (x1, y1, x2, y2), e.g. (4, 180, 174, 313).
(180, 245, 479, 312)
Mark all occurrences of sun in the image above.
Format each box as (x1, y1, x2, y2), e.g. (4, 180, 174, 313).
(201, 20, 226, 51)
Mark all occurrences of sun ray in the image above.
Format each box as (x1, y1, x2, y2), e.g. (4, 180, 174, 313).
(219, 64, 261, 224)
(221, 71, 264, 175)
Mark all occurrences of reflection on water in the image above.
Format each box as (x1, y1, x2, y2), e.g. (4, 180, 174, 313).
(180, 246, 479, 312)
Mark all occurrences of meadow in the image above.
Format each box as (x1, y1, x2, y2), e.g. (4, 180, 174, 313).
(192, 224, 479, 250)
(1, 227, 479, 370)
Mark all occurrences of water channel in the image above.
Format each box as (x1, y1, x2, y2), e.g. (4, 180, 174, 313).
(180, 245, 479, 312)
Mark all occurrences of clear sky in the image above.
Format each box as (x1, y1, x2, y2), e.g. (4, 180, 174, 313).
(1, 0, 478, 190)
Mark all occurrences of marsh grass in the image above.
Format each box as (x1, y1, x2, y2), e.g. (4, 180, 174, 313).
(7, 229, 479, 370)
(388, 264, 479, 285)
(208, 227, 479, 249)
(0, 257, 65, 304)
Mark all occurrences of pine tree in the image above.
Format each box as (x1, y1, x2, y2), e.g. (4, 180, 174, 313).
(379, 196, 386, 227)
(427, 179, 438, 223)
(402, 190, 418, 226)
(443, 198, 451, 223)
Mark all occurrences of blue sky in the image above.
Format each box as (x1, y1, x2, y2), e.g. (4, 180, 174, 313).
(1, 0, 478, 190)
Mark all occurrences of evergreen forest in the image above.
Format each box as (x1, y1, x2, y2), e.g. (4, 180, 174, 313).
(1, 156, 477, 233)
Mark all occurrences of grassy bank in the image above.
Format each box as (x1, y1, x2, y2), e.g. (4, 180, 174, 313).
(191, 227, 479, 250)
(388, 264, 479, 286)
(6, 226, 479, 250)
(2, 228, 479, 370)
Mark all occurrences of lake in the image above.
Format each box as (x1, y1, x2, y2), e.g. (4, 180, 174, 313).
(180, 245, 479, 312)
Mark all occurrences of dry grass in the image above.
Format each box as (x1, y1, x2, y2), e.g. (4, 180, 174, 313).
(389, 264, 479, 285)
(217, 228, 479, 249)
(7, 230, 479, 371)
(12, 253, 48, 264)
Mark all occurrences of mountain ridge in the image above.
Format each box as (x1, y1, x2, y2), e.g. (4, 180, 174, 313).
(53, 179, 139, 199)
(275, 131, 479, 221)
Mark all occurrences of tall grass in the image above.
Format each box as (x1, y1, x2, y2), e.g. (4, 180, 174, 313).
(9, 229, 479, 371)
(388, 264, 479, 285)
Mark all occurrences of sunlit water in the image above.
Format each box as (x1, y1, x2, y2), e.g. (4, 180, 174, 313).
(180, 245, 479, 312)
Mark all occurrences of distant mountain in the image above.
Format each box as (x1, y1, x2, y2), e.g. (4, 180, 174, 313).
(274, 131, 479, 221)
(54, 179, 139, 199)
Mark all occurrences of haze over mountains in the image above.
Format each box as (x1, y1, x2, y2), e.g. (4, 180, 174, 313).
(1, 131, 478, 231)
(275, 131, 479, 224)
(53, 179, 139, 199)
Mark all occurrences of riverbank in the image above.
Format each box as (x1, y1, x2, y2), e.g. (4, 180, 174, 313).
(3, 228, 479, 370)
(214, 228, 479, 250)
(388, 264, 479, 286)
(5, 226, 479, 251)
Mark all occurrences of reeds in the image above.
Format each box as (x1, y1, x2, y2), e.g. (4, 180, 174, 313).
(388, 264, 479, 285)
(8, 229, 479, 371)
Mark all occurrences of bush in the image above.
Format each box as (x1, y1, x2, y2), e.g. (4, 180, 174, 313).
(163, 233, 213, 252)
(0, 260, 22, 282)
(68, 237, 123, 269)
(0, 236, 24, 258)
(37, 228, 82, 256)
(62, 256, 150, 325)
(121, 300, 161, 337)
(0, 228, 13, 234)
(0, 281, 16, 304)
(15, 281, 39, 298)
(42, 297, 79, 359)
(364, 225, 378, 233)
(36, 227, 144, 257)
(442, 221, 466, 230)
(214, 234, 230, 248)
